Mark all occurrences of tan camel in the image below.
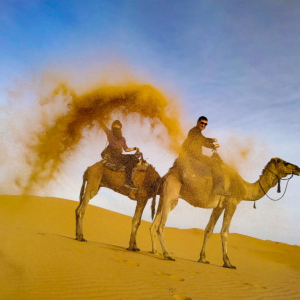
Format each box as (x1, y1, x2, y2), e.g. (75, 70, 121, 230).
(150, 157, 300, 269)
(76, 156, 161, 251)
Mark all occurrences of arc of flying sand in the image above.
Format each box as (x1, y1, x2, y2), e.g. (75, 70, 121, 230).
(21, 83, 184, 194)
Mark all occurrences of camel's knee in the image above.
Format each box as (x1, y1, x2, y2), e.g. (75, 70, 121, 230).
(220, 230, 228, 240)
(132, 219, 141, 230)
(150, 225, 155, 235)
(75, 205, 80, 215)
(150, 220, 159, 236)
(152, 211, 161, 224)
(75, 206, 82, 217)
(204, 225, 214, 236)
(157, 224, 165, 236)
(76, 210, 84, 219)
(76, 202, 88, 218)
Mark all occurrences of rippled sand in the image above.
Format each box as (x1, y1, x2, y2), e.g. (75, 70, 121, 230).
(1, 195, 299, 300)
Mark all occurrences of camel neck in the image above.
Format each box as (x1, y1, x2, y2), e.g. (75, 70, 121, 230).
(242, 169, 278, 201)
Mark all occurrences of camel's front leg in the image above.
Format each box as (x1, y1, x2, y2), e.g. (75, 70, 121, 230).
(75, 185, 98, 242)
(221, 202, 237, 269)
(127, 198, 147, 251)
(199, 205, 224, 264)
(75, 201, 88, 242)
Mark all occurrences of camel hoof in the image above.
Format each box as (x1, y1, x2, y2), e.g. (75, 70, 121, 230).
(223, 264, 236, 269)
(127, 247, 140, 252)
(164, 256, 175, 261)
(76, 237, 87, 243)
(198, 259, 210, 264)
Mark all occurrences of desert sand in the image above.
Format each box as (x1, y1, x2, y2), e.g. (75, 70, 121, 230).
(1, 195, 300, 300)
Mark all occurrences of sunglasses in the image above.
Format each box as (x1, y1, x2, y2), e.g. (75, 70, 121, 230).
(200, 122, 208, 126)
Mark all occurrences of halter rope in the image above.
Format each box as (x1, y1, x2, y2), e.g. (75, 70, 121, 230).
(257, 169, 294, 202)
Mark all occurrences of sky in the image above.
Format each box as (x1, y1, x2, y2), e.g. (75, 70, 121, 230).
(0, 0, 300, 246)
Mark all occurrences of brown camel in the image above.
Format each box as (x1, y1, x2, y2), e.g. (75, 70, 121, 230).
(76, 155, 161, 251)
(150, 157, 300, 269)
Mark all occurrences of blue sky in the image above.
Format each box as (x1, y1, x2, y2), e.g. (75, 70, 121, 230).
(1, 0, 300, 245)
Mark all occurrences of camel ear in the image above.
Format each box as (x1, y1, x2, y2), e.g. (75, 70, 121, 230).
(273, 158, 282, 164)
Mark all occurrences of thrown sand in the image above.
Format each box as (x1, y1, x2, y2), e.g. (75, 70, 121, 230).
(1, 195, 300, 300)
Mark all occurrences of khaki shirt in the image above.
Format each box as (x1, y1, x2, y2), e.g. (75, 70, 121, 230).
(182, 126, 215, 160)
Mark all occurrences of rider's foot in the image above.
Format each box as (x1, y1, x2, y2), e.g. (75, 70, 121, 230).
(124, 181, 138, 190)
(211, 187, 230, 196)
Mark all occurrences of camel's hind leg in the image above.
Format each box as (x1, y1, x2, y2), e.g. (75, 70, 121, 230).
(150, 200, 162, 255)
(150, 174, 181, 260)
(127, 198, 147, 251)
(198, 205, 224, 264)
(75, 169, 102, 242)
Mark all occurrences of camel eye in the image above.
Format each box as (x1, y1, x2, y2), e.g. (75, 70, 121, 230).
(284, 162, 290, 166)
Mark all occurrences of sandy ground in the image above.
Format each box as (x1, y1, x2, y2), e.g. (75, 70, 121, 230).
(1, 195, 300, 300)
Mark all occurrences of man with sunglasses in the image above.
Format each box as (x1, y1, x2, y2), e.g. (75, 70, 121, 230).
(180, 116, 230, 196)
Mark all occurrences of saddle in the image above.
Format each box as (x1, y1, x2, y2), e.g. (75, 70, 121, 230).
(103, 161, 126, 172)
(173, 152, 224, 184)
(102, 153, 126, 172)
(102, 153, 149, 172)
(173, 156, 210, 177)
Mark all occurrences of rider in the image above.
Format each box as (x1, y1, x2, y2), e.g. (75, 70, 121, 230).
(180, 116, 230, 196)
(99, 119, 140, 190)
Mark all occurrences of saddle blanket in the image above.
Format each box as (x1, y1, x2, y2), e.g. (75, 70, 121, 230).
(103, 160, 149, 172)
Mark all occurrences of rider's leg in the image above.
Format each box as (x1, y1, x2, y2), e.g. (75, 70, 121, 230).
(210, 160, 230, 196)
(122, 155, 138, 190)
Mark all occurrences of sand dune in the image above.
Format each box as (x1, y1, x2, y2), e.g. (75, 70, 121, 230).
(1, 195, 300, 300)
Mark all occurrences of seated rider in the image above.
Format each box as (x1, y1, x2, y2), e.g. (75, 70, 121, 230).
(180, 116, 230, 196)
(99, 119, 140, 190)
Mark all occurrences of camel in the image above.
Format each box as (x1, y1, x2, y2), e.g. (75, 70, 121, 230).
(150, 156, 300, 269)
(75, 153, 161, 251)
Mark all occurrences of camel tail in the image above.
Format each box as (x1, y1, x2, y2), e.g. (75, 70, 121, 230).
(151, 194, 156, 220)
(79, 168, 89, 203)
(151, 178, 163, 220)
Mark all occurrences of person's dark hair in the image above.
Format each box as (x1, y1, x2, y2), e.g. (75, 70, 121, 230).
(111, 120, 122, 129)
(197, 116, 207, 122)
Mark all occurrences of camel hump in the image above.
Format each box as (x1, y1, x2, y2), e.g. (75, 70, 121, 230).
(174, 156, 213, 178)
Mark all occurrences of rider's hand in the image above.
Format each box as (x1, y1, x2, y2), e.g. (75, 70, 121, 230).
(213, 138, 218, 143)
(135, 147, 140, 152)
(214, 144, 220, 148)
(102, 114, 109, 121)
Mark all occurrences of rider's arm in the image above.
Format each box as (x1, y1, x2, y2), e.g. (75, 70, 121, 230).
(99, 120, 110, 135)
(122, 137, 139, 152)
(197, 132, 216, 150)
(207, 137, 215, 143)
(125, 147, 140, 152)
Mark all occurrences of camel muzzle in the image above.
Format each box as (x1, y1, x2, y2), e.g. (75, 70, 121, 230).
(292, 164, 300, 176)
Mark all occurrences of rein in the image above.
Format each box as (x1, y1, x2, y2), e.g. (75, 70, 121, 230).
(258, 169, 294, 202)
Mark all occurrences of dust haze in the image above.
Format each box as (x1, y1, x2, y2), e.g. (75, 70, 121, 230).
(1, 66, 186, 194)
(0, 66, 268, 196)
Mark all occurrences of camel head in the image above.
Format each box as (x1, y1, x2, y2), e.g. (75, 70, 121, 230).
(270, 158, 300, 178)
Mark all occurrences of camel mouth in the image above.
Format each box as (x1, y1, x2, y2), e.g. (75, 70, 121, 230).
(292, 167, 300, 176)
